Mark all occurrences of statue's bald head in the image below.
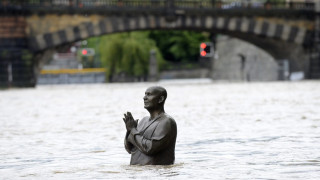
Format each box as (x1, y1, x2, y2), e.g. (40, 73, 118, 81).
(146, 86, 167, 105)
(154, 86, 167, 102)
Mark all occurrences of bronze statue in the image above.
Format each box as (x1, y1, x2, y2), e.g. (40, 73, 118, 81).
(123, 86, 177, 165)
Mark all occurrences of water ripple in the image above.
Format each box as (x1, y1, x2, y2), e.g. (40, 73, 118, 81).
(1, 81, 320, 179)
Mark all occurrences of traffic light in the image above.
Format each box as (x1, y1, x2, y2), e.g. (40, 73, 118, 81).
(200, 42, 214, 57)
(80, 48, 95, 56)
(82, 49, 88, 55)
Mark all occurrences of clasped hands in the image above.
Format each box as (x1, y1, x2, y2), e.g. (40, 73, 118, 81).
(123, 112, 138, 132)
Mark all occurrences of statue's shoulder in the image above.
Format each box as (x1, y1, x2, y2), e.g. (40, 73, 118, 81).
(162, 113, 176, 124)
(163, 113, 174, 119)
(159, 113, 177, 132)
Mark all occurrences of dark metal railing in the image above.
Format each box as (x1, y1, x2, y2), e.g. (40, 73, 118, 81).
(0, 0, 316, 12)
(174, 0, 315, 10)
(0, 0, 167, 8)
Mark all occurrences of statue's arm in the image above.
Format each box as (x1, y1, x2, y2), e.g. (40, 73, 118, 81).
(127, 119, 176, 155)
(124, 131, 134, 154)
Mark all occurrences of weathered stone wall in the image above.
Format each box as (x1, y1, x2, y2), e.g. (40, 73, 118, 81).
(25, 14, 314, 37)
(0, 16, 27, 38)
(0, 16, 35, 87)
(255, 17, 314, 30)
(37, 72, 105, 85)
(26, 14, 104, 36)
(213, 35, 279, 81)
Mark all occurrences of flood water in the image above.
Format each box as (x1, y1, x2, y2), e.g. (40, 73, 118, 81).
(1, 80, 320, 179)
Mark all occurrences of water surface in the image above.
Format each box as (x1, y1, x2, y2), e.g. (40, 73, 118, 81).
(1, 80, 320, 179)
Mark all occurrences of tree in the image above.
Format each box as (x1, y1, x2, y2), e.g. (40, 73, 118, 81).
(149, 30, 210, 63)
(86, 30, 211, 81)
(89, 32, 165, 81)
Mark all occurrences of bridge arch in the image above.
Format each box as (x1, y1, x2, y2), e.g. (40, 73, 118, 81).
(29, 14, 314, 77)
(30, 14, 310, 52)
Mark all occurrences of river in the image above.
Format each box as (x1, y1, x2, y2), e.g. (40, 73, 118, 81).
(1, 80, 320, 179)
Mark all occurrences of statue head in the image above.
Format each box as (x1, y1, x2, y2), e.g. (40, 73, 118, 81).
(143, 86, 167, 111)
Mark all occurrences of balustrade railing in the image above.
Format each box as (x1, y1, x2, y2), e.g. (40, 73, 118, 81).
(0, 0, 315, 11)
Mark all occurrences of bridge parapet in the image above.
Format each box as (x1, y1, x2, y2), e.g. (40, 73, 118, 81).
(0, 0, 315, 9)
(0, 0, 315, 18)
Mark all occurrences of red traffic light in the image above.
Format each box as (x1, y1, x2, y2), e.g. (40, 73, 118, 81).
(82, 49, 88, 55)
(80, 48, 95, 56)
(200, 43, 207, 49)
(200, 51, 207, 57)
(200, 42, 214, 57)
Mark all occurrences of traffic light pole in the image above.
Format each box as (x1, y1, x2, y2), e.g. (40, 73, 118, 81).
(199, 34, 217, 79)
(210, 33, 217, 80)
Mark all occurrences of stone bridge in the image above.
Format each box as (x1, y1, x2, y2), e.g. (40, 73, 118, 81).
(0, 0, 319, 87)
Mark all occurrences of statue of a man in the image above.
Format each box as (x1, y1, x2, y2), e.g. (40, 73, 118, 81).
(123, 86, 177, 165)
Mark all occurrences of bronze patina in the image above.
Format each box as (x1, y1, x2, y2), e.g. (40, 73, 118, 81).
(123, 86, 177, 165)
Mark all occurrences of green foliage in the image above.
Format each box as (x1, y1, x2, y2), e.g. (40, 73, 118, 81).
(21, 50, 33, 66)
(86, 30, 211, 81)
(149, 30, 210, 63)
(87, 32, 165, 80)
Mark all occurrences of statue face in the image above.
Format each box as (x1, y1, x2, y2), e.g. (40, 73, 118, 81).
(143, 87, 161, 110)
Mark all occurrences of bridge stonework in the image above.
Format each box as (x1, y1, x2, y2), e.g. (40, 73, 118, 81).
(0, 16, 35, 87)
(0, 1, 318, 87)
(27, 14, 314, 78)
(29, 14, 312, 52)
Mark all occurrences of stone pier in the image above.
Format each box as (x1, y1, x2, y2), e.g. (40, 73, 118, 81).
(0, 16, 35, 87)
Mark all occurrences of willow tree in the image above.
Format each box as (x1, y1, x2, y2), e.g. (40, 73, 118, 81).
(97, 32, 165, 81)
